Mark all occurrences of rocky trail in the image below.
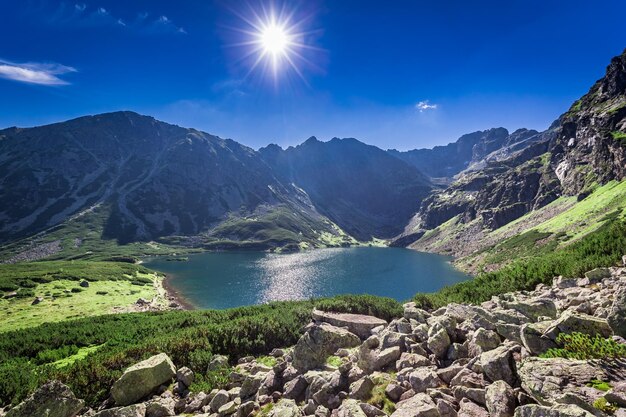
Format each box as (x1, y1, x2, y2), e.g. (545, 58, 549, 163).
(4, 262, 626, 417)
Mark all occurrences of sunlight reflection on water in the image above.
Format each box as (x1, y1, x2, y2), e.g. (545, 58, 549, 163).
(256, 249, 338, 303)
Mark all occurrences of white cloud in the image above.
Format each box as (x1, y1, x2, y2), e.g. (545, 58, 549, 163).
(0, 60, 76, 86)
(416, 100, 438, 112)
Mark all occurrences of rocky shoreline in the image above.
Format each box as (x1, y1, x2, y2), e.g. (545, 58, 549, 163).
(3, 262, 626, 417)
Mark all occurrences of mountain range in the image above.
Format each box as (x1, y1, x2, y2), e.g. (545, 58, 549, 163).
(0, 49, 624, 264)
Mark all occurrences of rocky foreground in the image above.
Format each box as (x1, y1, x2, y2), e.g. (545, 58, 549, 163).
(4, 263, 626, 417)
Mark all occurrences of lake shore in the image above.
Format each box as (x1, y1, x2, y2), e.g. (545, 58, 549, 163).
(162, 273, 196, 310)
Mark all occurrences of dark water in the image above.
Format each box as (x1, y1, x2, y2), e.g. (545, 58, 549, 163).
(144, 247, 470, 309)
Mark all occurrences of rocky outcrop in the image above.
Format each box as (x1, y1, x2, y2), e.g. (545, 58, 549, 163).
(5, 381, 84, 417)
(311, 310, 387, 340)
(111, 353, 176, 406)
(292, 323, 361, 371)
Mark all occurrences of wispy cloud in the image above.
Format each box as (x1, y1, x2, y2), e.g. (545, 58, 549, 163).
(0, 60, 76, 86)
(35, 3, 186, 35)
(416, 100, 438, 112)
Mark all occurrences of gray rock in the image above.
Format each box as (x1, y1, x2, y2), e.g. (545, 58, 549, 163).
(268, 399, 303, 417)
(513, 404, 595, 417)
(5, 381, 84, 417)
(605, 381, 626, 407)
(111, 353, 176, 406)
(584, 268, 611, 282)
(312, 310, 387, 340)
(146, 397, 176, 417)
(176, 366, 194, 387)
(93, 404, 146, 417)
(544, 311, 613, 340)
(517, 357, 607, 407)
(436, 399, 458, 417)
(427, 327, 451, 359)
(608, 285, 626, 338)
(240, 374, 265, 399)
(358, 403, 386, 417)
(520, 321, 557, 355)
(485, 381, 516, 417)
(385, 383, 405, 402)
(349, 377, 374, 400)
(408, 368, 443, 393)
(503, 298, 557, 321)
(208, 355, 230, 371)
(457, 398, 489, 417)
(218, 399, 241, 416)
(236, 400, 257, 417)
(480, 344, 517, 386)
(293, 323, 361, 371)
(391, 393, 439, 417)
(337, 399, 368, 417)
(468, 328, 501, 357)
(283, 376, 308, 400)
(210, 390, 230, 413)
(395, 352, 430, 371)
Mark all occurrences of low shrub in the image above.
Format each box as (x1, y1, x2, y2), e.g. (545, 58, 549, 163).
(541, 332, 626, 360)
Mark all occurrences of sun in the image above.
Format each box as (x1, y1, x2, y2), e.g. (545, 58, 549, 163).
(259, 23, 290, 56)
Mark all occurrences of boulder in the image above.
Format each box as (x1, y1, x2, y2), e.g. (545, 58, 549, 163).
(544, 311, 612, 340)
(349, 377, 374, 400)
(396, 352, 430, 370)
(390, 393, 439, 417)
(268, 399, 304, 417)
(111, 353, 176, 406)
(208, 355, 230, 371)
(605, 381, 626, 407)
(337, 399, 368, 417)
(485, 381, 516, 417)
(502, 298, 557, 321)
(584, 268, 611, 282)
(520, 321, 557, 355)
(513, 404, 595, 417)
(517, 357, 607, 407)
(437, 399, 458, 417)
(93, 404, 146, 417)
(480, 344, 518, 386)
(608, 285, 626, 338)
(293, 323, 361, 371)
(210, 390, 231, 412)
(408, 368, 443, 393)
(359, 403, 387, 417)
(5, 381, 84, 417)
(146, 397, 176, 417)
(283, 375, 308, 400)
(218, 399, 241, 416)
(427, 327, 451, 359)
(468, 328, 501, 357)
(385, 383, 405, 402)
(457, 398, 489, 416)
(312, 310, 387, 340)
(240, 373, 265, 399)
(176, 366, 194, 387)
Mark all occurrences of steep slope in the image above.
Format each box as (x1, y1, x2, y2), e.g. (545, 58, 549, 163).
(0, 112, 342, 252)
(260, 137, 432, 240)
(406, 48, 626, 272)
(388, 127, 543, 180)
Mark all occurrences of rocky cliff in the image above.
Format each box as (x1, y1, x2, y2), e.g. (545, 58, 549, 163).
(260, 138, 432, 240)
(404, 49, 626, 256)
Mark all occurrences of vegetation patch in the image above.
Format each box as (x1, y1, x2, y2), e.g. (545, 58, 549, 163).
(414, 218, 626, 308)
(541, 332, 626, 360)
(0, 294, 401, 406)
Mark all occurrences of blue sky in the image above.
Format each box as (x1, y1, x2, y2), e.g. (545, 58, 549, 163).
(1, 1, 625, 150)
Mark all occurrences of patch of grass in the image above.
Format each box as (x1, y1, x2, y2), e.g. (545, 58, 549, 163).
(52, 345, 104, 369)
(368, 376, 396, 415)
(326, 355, 342, 367)
(256, 355, 277, 367)
(588, 380, 612, 392)
(415, 218, 626, 308)
(611, 130, 626, 145)
(541, 333, 626, 360)
(315, 294, 403, 322)
(593, 398, 618, 414)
